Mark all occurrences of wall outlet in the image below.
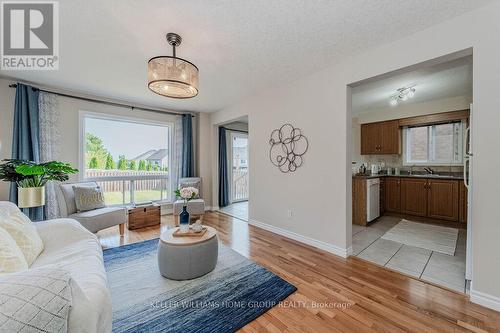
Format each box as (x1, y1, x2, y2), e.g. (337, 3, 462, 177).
(287, 209, 293, 219)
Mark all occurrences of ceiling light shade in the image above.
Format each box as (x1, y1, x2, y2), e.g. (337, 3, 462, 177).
(147, 33, 199, 99)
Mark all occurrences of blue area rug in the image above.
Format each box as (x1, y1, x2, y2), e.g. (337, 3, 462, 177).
(103, 238, 296, 333)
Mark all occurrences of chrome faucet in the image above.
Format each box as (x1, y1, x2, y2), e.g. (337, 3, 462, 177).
(408, 165, 414, 175)
(424, 167, 434, 175)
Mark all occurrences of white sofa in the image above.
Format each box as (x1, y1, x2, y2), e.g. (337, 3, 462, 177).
(0, 201, 112, 333)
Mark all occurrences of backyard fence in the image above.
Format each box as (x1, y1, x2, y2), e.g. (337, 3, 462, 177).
(85, 169, 168, 193)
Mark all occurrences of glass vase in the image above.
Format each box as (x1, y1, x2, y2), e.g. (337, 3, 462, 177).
(179, 205, 190, 233)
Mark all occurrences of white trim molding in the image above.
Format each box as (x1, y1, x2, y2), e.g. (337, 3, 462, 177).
(470, 289, 500, 311)
(248, 219, 350, 258)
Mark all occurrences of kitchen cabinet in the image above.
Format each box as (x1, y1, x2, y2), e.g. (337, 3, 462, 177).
(360, 120, 400, 155)
(360, 123, 379, 154)
(459, 182, 468, 224)
(385, 178, 401, 213)
(401, 178, 428, 217)
(380, 120, 400, 154)
(379, 178, 386, 214)
(427, 179, 459, 221)
(352, 177, 367, 226)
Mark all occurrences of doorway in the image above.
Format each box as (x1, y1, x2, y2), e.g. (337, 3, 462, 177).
(219, 118, 249, 221)
(348, 51, 473, 293)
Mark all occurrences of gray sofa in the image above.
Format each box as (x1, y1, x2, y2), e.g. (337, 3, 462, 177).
(57, 182, 128, 235)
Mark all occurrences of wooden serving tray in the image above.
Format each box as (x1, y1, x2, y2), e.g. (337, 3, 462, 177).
(173, 227, 208, 237)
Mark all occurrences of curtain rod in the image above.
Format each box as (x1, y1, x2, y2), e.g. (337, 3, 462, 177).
(8, 83, 195, 118)
(221, 127, 248, 134)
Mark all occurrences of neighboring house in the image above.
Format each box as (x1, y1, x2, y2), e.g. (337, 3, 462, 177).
(132, 149, 168, 168)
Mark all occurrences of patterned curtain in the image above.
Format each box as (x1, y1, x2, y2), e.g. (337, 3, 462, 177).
(38, 92, 61, 219)
(171, 116, 183, 198)
(10, 84, 43, 221)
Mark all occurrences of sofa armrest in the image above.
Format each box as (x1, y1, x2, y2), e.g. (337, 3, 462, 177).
(36, 218, 98, 244)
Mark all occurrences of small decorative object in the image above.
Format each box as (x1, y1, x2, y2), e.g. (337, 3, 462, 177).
(269, 123, 309, 173)
(172, 226, 207, 237)
(192, 219, 203, 233)
(0, 159, 78, 208)
(174, 186, 199, 233)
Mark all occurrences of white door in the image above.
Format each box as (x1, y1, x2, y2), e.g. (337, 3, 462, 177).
(230, 132, 249, 202)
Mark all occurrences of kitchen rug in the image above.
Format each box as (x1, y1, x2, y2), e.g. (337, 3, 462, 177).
(381, 219, 458, 255)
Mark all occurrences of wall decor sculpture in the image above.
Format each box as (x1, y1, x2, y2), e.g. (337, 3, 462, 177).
(269, 123, 309, 173)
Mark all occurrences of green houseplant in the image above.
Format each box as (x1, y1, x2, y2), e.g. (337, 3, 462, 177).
(0, 159, 78, 208)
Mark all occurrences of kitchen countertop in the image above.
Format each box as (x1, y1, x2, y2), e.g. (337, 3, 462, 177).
(353, 173, 464, 180)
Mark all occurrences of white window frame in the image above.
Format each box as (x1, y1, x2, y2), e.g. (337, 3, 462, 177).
(402, 121, 464, 166)
(79, 111, 174, 205)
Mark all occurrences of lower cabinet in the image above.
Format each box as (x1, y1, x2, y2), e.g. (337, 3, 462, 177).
(401, 178, 428, 217)
(385, 178, 401, 213)
(385, 177, 462, 223)
(427, 179, 459, 221)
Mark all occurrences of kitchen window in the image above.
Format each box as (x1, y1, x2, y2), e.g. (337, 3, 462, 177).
(403, 121, 464, 166)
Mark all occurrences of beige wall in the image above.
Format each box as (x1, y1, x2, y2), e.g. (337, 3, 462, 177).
(0, 78, 212, 207)
(197, 113, 213, 207)
(211, 2, 500, 308)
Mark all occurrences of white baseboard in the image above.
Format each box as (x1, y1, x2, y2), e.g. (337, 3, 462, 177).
(248, 219, 349, 258)
(470, 289, 500, 311)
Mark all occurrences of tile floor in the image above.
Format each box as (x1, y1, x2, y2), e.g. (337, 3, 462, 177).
(220, 201, 248, 221)
(352, 216, 467, 293)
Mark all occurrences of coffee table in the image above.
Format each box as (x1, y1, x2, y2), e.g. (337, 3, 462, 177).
(157, 226, 218, 280)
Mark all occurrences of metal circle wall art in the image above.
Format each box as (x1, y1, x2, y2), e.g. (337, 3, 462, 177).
(269, 123, 309, 173)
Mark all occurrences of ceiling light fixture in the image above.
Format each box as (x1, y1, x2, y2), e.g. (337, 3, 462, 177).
(390, 86, 416, 106)
(147, 33, 199, 99)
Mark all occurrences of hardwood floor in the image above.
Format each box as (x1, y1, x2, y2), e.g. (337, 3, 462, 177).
(97, 212, 500, 332)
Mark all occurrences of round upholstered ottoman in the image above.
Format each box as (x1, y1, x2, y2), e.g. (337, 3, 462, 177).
(157, 226, 218, 280)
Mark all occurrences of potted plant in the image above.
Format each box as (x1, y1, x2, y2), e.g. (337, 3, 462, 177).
(174, 186, 199, 233)
(0, 159, 78, 208)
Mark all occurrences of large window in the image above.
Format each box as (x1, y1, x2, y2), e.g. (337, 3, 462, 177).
(403, 121, 464, 165)
(80, 112, 173, 205)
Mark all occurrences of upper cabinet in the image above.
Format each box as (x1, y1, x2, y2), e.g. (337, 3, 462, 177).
(361, 120, 400, 155)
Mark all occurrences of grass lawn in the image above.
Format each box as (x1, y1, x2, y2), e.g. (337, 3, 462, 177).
(104, 190, 164, 205)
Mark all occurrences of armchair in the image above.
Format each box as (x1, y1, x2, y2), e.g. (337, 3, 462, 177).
(56, 182, 127, 235)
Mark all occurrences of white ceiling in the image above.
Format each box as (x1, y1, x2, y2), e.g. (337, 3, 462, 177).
(351, 56, 473, 114)
(0, 0, 491, 113)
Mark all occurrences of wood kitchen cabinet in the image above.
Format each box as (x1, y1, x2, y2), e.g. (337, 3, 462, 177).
(401, 178, 428, 217)
(379, 178, 386, 214)
(385, 177, 401, 213)
(361, 120, 400, 155)
(427, 179, 459, 221)
(360, 123, 379, 154)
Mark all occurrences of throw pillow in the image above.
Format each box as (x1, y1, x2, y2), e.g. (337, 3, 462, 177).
(0, 211, 44, 267)
(0, 225, 28, 272)
(73, 186, 105, 212)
